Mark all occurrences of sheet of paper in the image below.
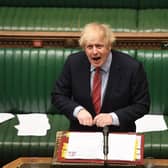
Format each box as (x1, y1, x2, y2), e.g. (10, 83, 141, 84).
(15, 113, 50, 136)
(65, 132, 103, 159)
(0, 113, 15, 123)
(108, 133, 136, 161)
(65, 132, 137, 161)
(135, 114, 168, 133)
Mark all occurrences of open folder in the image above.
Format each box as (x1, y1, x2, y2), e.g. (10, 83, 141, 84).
(54, 131, 144, 165)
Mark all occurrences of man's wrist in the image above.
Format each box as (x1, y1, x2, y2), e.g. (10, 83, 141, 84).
(110, 112, 120, 126)
(73, 106, 84, 117)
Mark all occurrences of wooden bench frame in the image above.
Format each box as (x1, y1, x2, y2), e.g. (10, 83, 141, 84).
(0, 31, 168, 49)
(3, 157, 168, 168)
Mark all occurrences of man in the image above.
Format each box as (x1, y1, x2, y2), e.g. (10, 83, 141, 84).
(51, 22, 150, 132)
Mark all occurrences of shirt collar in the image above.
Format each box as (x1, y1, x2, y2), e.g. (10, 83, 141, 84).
(90, 52, 112, 73)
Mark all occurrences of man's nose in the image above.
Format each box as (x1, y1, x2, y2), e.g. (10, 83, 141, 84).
(93, 46, 98, 54)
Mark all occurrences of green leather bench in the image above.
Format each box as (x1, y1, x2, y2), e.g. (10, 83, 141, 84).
(0, 0, 168, 32)
(0, 48, 72, 166)
(136, 50, 168, 158)
(0, 48, 168, 166)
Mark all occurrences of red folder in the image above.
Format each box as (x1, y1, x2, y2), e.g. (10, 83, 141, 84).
(54, 131, 144, 166)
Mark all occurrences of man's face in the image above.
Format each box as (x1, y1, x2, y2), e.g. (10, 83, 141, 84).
(84, 34, 111, 68)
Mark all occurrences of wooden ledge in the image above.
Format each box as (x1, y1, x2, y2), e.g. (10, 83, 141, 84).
(3, 157, 168, 168)
(144, 158, 168, 166)
(3, 157, 52, 168)
(0, 31, 168, 49)
(0, 31, 168, 40)
(0, 31, 80, 39)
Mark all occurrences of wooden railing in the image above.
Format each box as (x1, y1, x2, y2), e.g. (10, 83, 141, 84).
(0, 31, 168, 49)
(3, 157, 168, 168)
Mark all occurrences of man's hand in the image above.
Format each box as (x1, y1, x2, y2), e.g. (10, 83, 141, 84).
(77, 109, 94, 126)
(93, 113, 113, 127)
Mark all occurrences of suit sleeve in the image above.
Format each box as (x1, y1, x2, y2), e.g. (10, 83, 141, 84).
(115, 62, 150, 129)
(51, 56, 79, 120)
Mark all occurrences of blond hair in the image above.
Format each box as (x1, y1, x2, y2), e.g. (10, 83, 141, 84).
(79, 22, 116, 49)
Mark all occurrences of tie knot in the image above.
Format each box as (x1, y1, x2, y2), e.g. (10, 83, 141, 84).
(95, 67, 101, 73)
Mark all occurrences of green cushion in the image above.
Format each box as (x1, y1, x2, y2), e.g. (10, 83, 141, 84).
(144, 118, 168, 158)
(0, 48, 79, 114)
(0, 1, 168, 32)
(0, 7, 137, 32)
(136, 50, 168, 115)
(138, 9, 168, 32)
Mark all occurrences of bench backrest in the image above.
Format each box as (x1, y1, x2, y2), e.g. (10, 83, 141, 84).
(0, 48, 168, 115)
(136, 50, 168, 115)
(0, 48, 78, 113)
(0, 1, 167, 32)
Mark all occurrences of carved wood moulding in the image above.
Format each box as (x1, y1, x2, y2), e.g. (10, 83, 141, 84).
(0, 31, 168, 49)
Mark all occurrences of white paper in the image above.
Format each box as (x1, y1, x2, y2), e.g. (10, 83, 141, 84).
(66, 132, 103, 159)
(108, 133, 136, 161)
(135, 114, 168, 133)
(0, 113, 15, 123)
(15, 113, 50, 136)
(65, 132, 137, 161)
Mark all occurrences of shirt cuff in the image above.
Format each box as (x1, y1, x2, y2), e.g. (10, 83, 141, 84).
(73, 106, 84, 118)
(110, 112, 120, 126)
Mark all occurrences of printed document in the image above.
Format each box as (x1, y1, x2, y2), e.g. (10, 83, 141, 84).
(64, 132, 138, 161)
(0, 113, 15, 123)
(136, 114, 168, 132)
(15, 113, 50, 136)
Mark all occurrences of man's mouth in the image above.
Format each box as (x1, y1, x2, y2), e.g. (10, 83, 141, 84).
(92, 57, 101, 61)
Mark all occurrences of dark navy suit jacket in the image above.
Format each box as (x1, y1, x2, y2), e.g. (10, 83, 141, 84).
(51, 50, 150, 132)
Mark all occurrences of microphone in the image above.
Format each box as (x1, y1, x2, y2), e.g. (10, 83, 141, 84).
(103, 126, 109, 161)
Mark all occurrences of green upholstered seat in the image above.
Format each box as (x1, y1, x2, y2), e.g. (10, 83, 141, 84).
(1, 48, 168, 165)
(0, 7, 137, 32)
(144, 121, 168, 158)
(1, 7, 168, 32)
(0, 48, 75, 166)
(0, 48, 79, 114)
(136, 50, 168, 158)
(136, 50, 168, 115)
(0, 0, 168, 32)
(138, 9, 168, 32)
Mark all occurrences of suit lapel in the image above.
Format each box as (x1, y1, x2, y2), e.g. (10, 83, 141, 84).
(101, 51, 122, 111)
(80, 54, 95, 111)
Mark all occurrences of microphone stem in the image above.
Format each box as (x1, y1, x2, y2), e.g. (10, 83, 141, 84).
(103, 126, 109, 167)
(104, 154, 108, 168)
(104, 154, 108, 161)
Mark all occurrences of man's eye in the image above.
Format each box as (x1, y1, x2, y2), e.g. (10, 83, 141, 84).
(96, 45, 104, 49)
(87, 46, 93, 49)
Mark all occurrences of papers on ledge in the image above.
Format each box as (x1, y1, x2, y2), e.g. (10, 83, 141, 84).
(136, 114, 168, 133)
(64, 132, 141, 162)
(15, 113, 50, 136)
(0, 113, 15, 123)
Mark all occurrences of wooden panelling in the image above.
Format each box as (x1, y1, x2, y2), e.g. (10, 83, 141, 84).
(0, 31, 168, 49)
